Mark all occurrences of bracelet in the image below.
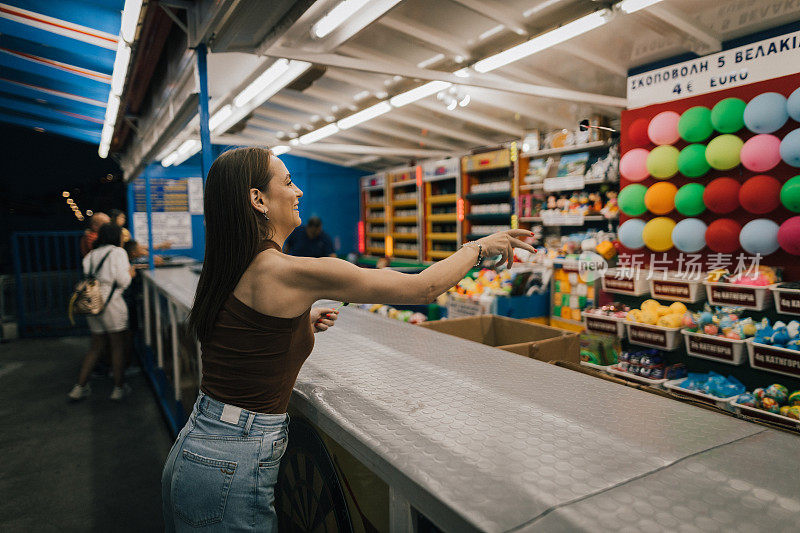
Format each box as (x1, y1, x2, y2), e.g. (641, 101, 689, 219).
(462, 241, 483, 266)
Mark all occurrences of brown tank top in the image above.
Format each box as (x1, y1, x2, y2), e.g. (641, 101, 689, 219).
(200, 240, 315, 414)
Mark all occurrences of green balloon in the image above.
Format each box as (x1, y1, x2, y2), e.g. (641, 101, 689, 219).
(674, 183, 706, 216)
(679, 106, 713, 142)
(678, 144, 710, 178)
(646, 145, 679, 179)
(782, 175, 800, 212)
(619, 184, 648, 216)
(711, 98, 746, 133)
(705, 134, 743, 170)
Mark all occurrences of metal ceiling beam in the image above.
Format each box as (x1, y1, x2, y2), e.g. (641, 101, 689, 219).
(467, 87, 572, 129)
(376, 14, 472, 59)
(292, 143, 451, 158)
(263, 46, 627, 107)
(556, 43, 628, 77)
(490, 64, 571, 90)
(447, 0, 528, 36)
(343, 155, 383, 167)
(385, 110, 494, 147)
(646, 4, 722, 53)
(324, 68, 388, 91)
(355, 119, 464, 151)
(411, 99, 525, 137)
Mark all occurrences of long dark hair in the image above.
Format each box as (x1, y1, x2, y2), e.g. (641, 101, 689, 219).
(188, 147, 275, 342)
(94, 223, 122, 249)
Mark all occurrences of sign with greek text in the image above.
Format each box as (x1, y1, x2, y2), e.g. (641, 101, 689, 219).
(774, 289, 800, 316)
(685, 334, 735, 362)
(707, 284, 760, 308)
(585, 316, 620, 336)
(627, 30, 800, 108)
(750, 343, 800, 378)
(652, 280, 693, 301)
(628, 324, 667, 349)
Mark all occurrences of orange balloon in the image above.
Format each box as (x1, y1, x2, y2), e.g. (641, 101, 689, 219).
(644, 182, 678, 215)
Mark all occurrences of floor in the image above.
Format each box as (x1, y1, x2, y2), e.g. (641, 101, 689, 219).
(0, 336, 173, 532)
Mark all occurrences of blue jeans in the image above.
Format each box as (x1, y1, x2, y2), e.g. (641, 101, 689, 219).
(162, 392, 289, 532)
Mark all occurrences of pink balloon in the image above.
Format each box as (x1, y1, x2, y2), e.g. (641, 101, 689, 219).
(647, 111, 680, 145)
(620, 148, 650, 182)
(741, 134, 782, 172)
(778, 216, 800, 255)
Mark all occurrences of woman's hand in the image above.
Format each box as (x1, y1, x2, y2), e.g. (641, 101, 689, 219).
(311, 307, 338, 333)
(475, 229, 537, 269)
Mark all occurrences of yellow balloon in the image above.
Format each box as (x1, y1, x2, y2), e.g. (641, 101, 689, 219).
(642, 217, 676, 251)
(669, 302, 688, 315)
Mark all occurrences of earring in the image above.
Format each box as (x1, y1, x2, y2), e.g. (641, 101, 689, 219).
(262, 210, 269, 222)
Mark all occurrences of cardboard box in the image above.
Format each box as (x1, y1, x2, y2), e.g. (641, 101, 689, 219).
(420, 315, 579, 364)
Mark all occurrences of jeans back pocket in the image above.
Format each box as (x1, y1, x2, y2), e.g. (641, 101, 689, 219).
(174, 449, 238, 527)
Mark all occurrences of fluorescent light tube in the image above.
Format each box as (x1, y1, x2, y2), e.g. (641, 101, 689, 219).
(105, 95, 120, 124)
(617, 0, 664, 14)
(110, 41, 131, 96)
(98, 143, 109, 158)
(473, 10, 610, 73)
(209, 105, 233, 132)
(271, 145, 290, 156)
(389, 81, 452, 107)
(120, 0, 143, 43)
(161, 151, 180, 167)
(337, 101, 392, 129)
(312, 0, 370, 39)
(299, 124, 339, 144)
(234, 59, 290, 108)
(178, 139, 200, 155)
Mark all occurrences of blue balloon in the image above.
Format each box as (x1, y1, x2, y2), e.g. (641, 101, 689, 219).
(781, 128, 800, 167)
(788, 87, 800, 122)
(671, 218, 707, 253)
(740, 218, 780, 255)
(744, 92, 789, 133)
(618, 218, 646, 250)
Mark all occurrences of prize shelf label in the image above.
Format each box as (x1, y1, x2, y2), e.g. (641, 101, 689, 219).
(686, 334, 734, 361)
(604, 276, 636, 293)
(652, 280, 691, 300)
(585, 316, 618, 335)
(750, 344, 800, 377)
(775, 290, 800, 315)
(629, 325, 667, 349)
(709, 285, 757, 307)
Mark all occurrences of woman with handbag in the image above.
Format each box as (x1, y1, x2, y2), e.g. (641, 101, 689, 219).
(68, 223, 134, 402)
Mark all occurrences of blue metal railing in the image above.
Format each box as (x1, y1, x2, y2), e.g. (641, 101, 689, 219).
(11, 231, 88, 337)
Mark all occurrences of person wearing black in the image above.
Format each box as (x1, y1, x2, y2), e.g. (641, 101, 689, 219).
(283, 216, 337, 258)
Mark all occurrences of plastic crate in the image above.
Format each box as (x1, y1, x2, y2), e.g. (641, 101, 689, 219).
(682, 331, 747, 365)
(729, 399, 800, 431)
(746, 340, 800, 379)
(601, 268, 649, 296)
(624, 321, 683, 351)
(582, 311, 625, 338)
(606, 365, 667, 387)
(771, 285, 800, 316)
(664, 379, 739, 410)
(704, 281, 776, 311)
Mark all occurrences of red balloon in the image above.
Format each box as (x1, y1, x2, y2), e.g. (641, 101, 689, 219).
(703, 177, 741, 214)
(739, 175, 781, 214)
(706, 219, 742, 253)
(778, 217, 800, 255)
(628, 118, 650, 148)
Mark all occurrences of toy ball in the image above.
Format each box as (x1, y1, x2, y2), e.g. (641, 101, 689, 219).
(619, 184, 648, 216)
(629, 118, 651, 147)
(740, 218, 780, 256)
(788, 390, 800, 406)
(740, 134, 782, 172)
(644, 182, 677, 214)
(669, 302, 687, 315)
(678, 144, 710, 178)
(780, 405, 793, 417)
(737, 392, 758, 407)
(704, 324, 719, 335)
(761, 397, 781, 413)
(646, 145, 679, 178)
(618, 218, 646, 250)
(765, 383, 789, 403)
(725, 330, 742, 340)
(705, 219, 742, 253)
(642, 217, 676, 252)
(679, 106, 713, 143)
(682, 313, 697, 328)
(648, 111, 681, 145)
(672, 218, 707, 253)
(620, 148, 650, 182)
(641, 299, 660, 313)
(786, 406, 800, 420)
(753, 387, 766, 400)
(789, 87, 800, 122)
(711, 98, 746, 133)
(744, 92, 789, 133)
(780, 128, 800, 167)
(781, 175, 800, 212)
(739, 175, 781, 214)
(706, 134, 744, 170)
(703, 177, 741, 214)
(674, 183, 706, 216)
(698, 311, 714, 327)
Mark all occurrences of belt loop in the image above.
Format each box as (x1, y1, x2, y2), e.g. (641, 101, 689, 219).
(242, 411, 256, 437)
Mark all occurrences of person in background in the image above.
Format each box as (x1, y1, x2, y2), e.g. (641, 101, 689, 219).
(109, 208, 132, 245)
(79, 212, 110, 257)
(284, 215, 337, 257)
(68, 223, 134, 402)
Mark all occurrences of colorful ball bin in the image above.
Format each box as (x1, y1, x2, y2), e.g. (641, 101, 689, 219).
(646, 145, 679, 179)
(740, 219, 780, 256)
(705, 134, 743, 170)
(618, 218, 646, 250)
(788, 87, 800, 122)
(628, 117, 651, 147)
(739, 175, 781, 214)
(648, 111, 680, 145)
(619, 184, 648, 216)
(740, 134, 782, 172)
(778, 217, 800, 255)
(620, 148, 650, 182)
(711, 97, 746, 133)
(644, 182, 677, 214)
(744, 92, 789, 133)
(642, 217, 676, 252)
(674, 183, 706, 216)
(678, 106, 713, 142)
(672, 218, 707, 253)
(677, 144, 710, 178)
(780, 128, 800, 167)
(782, 175, 800, 212)
(706, 219, 741, 253)
(703, 177, 741, 214)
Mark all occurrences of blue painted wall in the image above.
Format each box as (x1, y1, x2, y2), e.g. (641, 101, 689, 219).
(127, 147, 366, 261)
